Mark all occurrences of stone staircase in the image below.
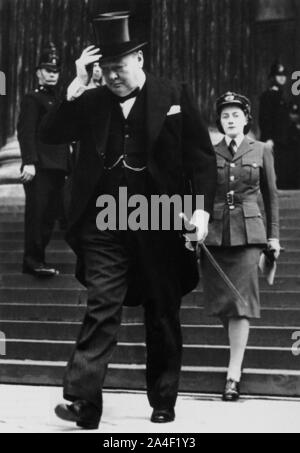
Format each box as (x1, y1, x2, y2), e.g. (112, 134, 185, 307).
(0, 188, 300, 397)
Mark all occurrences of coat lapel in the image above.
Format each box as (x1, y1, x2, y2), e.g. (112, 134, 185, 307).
(89, 87, 113, 158)
(145, 74, 174, 154)
(89, 75, 174, 157)
(215, 138, 232, 161)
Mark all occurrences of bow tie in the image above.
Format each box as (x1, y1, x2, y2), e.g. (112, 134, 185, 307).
(112, 87, 140, 104)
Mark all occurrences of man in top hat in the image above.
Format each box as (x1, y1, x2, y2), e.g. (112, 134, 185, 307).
(259, 61, 291, 188)
(17, 43, 71, 276)
(40, 12, 217, 429)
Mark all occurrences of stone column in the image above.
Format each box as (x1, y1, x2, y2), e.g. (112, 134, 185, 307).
(0, 134, 22, 184)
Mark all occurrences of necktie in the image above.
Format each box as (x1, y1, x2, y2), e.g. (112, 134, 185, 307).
(228, 139, 237, 156)
(112, 87, 140, 104)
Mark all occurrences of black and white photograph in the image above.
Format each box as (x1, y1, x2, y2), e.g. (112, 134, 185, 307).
(0, 0, 300, 436)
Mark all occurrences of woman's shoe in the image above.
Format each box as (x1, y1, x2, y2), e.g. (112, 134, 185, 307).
(222, 379, 240, 401)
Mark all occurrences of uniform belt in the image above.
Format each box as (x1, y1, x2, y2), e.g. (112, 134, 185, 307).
(225, 191, 245, 206)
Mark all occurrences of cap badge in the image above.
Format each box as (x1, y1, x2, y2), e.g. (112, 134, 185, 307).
(225, 94, 235, 102)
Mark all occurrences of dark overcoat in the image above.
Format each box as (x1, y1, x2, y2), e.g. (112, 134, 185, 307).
(17, 85, 70, 172)
(259, 87, 289, 146)
(40, 73, 217, 305)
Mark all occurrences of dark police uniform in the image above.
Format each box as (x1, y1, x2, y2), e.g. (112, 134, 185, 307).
(17, 46, 70, 274)
(259, 63, 290, 189)
(288, 103, 300, 189)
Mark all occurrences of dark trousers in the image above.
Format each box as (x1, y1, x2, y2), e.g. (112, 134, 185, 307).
(23, 169, 66, 268)
(63, 209, 182, 411)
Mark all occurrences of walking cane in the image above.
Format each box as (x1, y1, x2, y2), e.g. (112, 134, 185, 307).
(180, 213, 248, 308)
(199, 243, 248, 308)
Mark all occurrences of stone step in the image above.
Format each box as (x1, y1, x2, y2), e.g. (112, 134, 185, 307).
(0, 361, 299, 397)
(0, 240, 69, 251)
(0, 263, 76, 274)
(279, 228, 300, 239)
(280, 210, 300, 217)
(0, 231, 300, 245)
(0, 239, 299, 252)
(0, 249, 299, 264)
(0, 274, 84, 290)
(0, 202, 299, 213)
(185, 290, 300, 308)
(0, 231, 64, 240)
(0, 320, 298, 348)
(0, 218, 299, 231)
(0, 287, 299, 306)
(0, 340, 298, 370)
(1, 231, 299, 242)
(0, 251, 76, 263)
(0, 273, 299, 291)
(0, 223, 25, 232)
(0, 287, 86, 304)
(0, 214, 299, 226)
(281, 240, 300, 249)
(0, 260, 298, 275)
(2, 304, 300, 327)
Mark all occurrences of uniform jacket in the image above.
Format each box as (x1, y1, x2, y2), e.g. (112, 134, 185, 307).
(17, 85, 70, 172)
(259, 87, 290, 145)
(205, 136, 279, 247)
(40, 73, 217, 303)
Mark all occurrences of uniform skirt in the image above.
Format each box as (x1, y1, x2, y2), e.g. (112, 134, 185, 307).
(200, 246, 263, 319)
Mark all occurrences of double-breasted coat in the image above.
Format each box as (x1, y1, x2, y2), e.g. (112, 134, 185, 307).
(40, 74, 217, 305)
(18, 85, 70, 171)
(17, 85, 71, 269)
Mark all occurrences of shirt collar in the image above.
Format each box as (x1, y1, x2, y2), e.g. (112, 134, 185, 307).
(225, 134, 245, 149)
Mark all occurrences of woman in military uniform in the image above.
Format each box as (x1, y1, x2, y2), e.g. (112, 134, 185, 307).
(201, 92, 280, 401)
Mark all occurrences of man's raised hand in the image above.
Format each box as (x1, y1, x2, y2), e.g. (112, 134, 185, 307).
(75, 45, 102, 85)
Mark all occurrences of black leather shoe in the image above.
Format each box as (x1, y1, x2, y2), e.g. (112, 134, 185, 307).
(55, 400, 101, 429)
(151, 408, 175, 423)
(23, 263, 59, 277)
(222, 379, 240, 402)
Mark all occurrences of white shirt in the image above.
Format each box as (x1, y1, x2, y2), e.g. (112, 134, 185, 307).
(119, 72, 146, 119)
(67, 72, 146, 118)
(225, 134, 245, 153)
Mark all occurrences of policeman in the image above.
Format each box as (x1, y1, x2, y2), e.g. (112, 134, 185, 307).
(259, 62, 290, 188)
(17, 43, 70, 277)
(288, 102, 300, 189)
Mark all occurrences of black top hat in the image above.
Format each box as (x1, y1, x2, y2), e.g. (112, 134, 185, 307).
(92, 11, 147, 63)
(269, 61, 287, 78)
(37, 43, 61, 71)
(216, 91, 251, 116)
